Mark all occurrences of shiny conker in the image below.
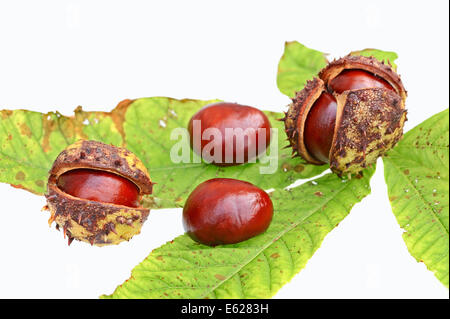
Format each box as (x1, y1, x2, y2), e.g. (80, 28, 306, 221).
(328, 69, 395, 94)
(303, 92, 337, 163)
(188, 102, 271, 166)
(57, 169, 140, 208)
(182, 178, 273, 246)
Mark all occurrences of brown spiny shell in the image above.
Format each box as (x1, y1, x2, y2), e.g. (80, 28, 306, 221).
(45, 140, 153, 246)
(284, 77, 326, 165)
(285, 55, 407, 175)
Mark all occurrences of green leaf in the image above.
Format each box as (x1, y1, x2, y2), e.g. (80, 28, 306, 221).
(383, 109, 449, 287)
(123, 98, 326, 208)
(276, 41, 327, 98)
(101, 167, 375, 299)
(0, 98, 327, 206)
(350, 48, 398, 70)
(0, 107, 124, 194)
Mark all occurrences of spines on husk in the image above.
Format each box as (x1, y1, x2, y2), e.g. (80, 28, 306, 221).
(283, 78, 325, 165)
(283, 54, 407, 175)
(45, 140, 152, 246)
(329, 88, 407, 175)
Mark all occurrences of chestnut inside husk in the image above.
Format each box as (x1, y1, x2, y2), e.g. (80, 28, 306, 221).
(45, 140, 153, 246)
(284, 55, 407, 175)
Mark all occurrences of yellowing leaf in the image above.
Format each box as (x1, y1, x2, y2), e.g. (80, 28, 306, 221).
(384, 109, 449, 287)
(0, 97, 326, 206)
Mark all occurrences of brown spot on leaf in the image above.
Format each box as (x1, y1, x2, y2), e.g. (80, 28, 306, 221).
(15, 171, 26, 181)
(1, 110, 13, 119)
(270, 253, 280, 259)
(403, 169, 410, 175)
(314, 191, 323, 197)
(42, 113, 56, 153)
(20, 122, 32, 137)
(35, 180, 44, 188)
(111, 99, 134, 146)
(215, 274, 226, 281)
(73, 107, 91, 140)
(281, 162, 292, 172)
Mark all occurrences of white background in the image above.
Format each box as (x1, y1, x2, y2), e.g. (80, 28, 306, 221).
(0, 0, 448, 299)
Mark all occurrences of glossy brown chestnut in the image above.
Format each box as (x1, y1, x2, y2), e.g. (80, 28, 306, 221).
(304, 92, 337, 163)
(57, 168, 140, 208)
(182, 178, 273, 246)
(304, 69, 396, 163)
(329, 69, 395, 94)
(188, 102, 271, 166)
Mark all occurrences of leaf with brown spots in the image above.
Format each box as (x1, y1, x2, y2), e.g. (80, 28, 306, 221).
(0, 106, 125, 194)
(1, 97, 327, 206)
(122, 97, 326, 208)
(384, 108, 449, 287)
(101, 168, 375, 299)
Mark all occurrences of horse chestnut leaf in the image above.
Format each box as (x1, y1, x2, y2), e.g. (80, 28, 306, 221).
(182, 178, 273, 246)
(188, 102, 271, 166)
